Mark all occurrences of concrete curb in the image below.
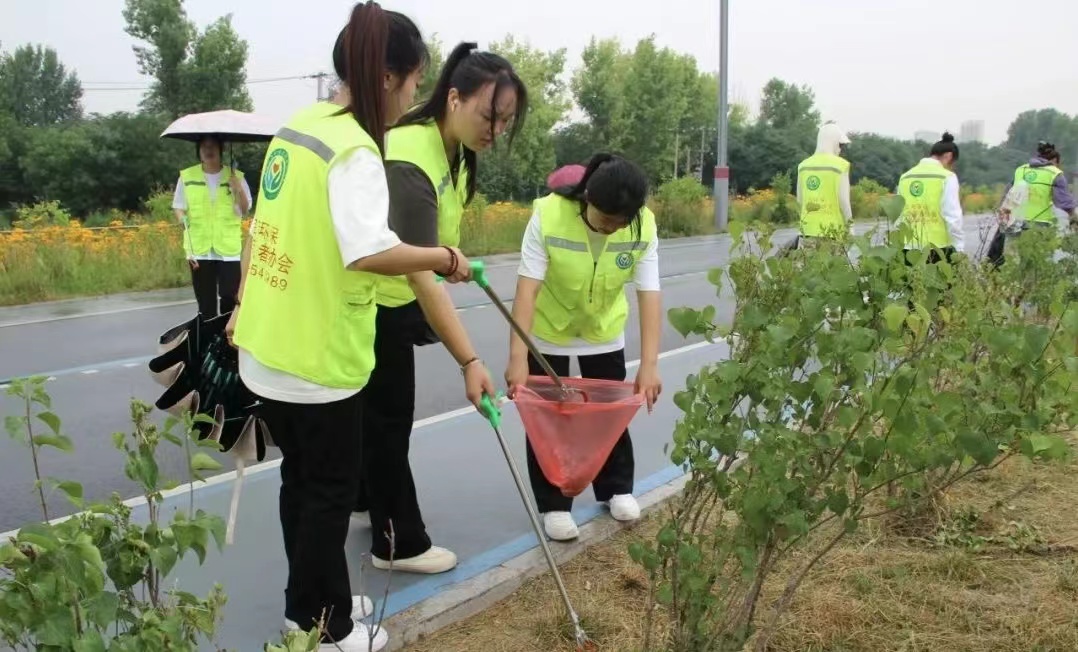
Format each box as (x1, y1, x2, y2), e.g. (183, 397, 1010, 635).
(380, 471, 691, 651)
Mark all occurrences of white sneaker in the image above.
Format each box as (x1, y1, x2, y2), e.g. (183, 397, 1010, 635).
(285, 595, 374, 630)
(543, 511, 579, 541)
(608, 494, 641, 522)
(372, 546, 457, 574)
(318, 621, 389, 652)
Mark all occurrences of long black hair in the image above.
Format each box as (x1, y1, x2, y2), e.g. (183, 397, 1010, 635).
(553, 153, 649, 241)
(331, 2, 429, 154)
(930, 131, 959, 161)
(1036, 140, 1060, 163)
(396, 42, 529, 204)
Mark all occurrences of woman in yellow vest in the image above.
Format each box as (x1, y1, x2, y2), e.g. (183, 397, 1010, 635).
(795, 121, 852, 247)
(895, 132, 965, 266)
(171, 135, 251, 318)
(226, 5, 471, 650)
(504, 153, 663, 541)
(351, 41, 529, 575)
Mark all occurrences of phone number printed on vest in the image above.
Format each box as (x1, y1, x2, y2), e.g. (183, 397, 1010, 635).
(251, 221, 293, 291)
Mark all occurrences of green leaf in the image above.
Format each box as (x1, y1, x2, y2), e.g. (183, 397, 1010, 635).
(657, 525, 677, 547)
(957, 430, 998, 466)
(33, 434, 73, 452)
(707, 267, 724, 288)
(882, 303, 908, 332)
(729, 219, 746, 243)
(813, 373, 835, 401)
(73, 629, 108, 652)
(879, 195, 905, 221)
(5, 415, 26, 440)
(55, 480, 84, 505)
(17, 522, 59, 551)
(827, 490, 849, 515)
(656, 582, 674, 606)
(668, 307, 702, 338)
(190, 452, 223, 473)
(36, 411, 62, 435)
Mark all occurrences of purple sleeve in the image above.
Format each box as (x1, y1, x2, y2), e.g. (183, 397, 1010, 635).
(1052, 174, 1077, 212)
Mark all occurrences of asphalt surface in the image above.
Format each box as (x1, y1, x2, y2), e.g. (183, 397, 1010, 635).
(0, 219, 996, 532)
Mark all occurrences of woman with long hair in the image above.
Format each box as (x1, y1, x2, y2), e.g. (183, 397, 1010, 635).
(352, 41, 529, 574)
(227, 4, 472, 650)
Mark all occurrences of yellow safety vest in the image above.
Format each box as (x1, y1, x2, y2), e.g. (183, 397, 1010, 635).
(896, 161, 954, 250)
(532, 194, 657, 345)
(1013, 163, 1063, 224)
(232, 101, 381, 390)
(180, 164, 245, 257)
(376, 121, 469, 307)
(797, 153, 849, 237)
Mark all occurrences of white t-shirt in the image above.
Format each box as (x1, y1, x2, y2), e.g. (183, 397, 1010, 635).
(172, 169, 254, 262)
(238, 147, 402, 404)
(516, 210, 661, 357)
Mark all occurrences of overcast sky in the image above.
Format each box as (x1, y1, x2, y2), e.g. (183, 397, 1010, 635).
(3, 0, 1076, 145)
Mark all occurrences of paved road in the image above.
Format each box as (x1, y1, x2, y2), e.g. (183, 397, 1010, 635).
(0, 219, 997, 532)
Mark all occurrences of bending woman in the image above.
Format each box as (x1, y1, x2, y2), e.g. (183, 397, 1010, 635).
(354, 41, 528, 575)
(228, 4, 471, 650)
(504, 153, 663, 541)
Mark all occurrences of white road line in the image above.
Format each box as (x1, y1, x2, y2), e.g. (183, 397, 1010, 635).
(0, 338, 728, 539)
(0, 299, 196, 329)
(81, 370, 99, 375)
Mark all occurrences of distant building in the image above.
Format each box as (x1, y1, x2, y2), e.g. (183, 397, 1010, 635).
(958, 120, 985, 144)
(914, 130, 938, 143)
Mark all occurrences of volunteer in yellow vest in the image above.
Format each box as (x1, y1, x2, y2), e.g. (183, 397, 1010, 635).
(895, 132, 965, 266)
(171, 135, 252, 318)
(226, 6, 472, 651)
(351, 42, 528, 575)
(1001, 141, 1078, 228)
(796, 121, 852, 245)
(504, 153, 663, 542)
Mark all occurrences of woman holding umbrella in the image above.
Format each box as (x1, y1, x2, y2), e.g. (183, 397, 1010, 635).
(172, 134, 252, 318)
(227, 3, 471, 650)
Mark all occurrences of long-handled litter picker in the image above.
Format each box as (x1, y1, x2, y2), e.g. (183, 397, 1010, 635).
(468, 261, 593, 650)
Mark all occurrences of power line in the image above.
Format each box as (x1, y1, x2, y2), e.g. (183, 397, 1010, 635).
(81, 73, 326, 92)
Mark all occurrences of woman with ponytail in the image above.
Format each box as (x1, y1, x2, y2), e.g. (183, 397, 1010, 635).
(503, 153, 664, 541)
(227, 4, 470, 650)
(352, 42, 529, 575)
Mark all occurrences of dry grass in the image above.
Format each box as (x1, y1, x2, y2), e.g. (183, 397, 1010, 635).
(406, 445, 1078, 652)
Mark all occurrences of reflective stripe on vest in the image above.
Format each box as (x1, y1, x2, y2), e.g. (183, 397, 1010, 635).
(1014, 164, 1062, 224)
(797, 153, 849, 237)
(532, 194, 657, 345)
(896, 162, 953, 250)
(180, 164, 244, 257)
(232, 101, 381, 390)
(376, 121, 470, 308)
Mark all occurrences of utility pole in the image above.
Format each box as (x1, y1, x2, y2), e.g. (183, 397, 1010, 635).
(713, 0, 730, 232)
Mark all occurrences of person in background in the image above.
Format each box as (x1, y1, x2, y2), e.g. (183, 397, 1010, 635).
(795, 121, 852, 247)
(504, 153, 663, 542)
(1001, 141, 1078, 229)
(352, 41, 528, 575)
(227, 4, 471, 650)
(895, 132, 964, 265)
(173, 135, 252, 318)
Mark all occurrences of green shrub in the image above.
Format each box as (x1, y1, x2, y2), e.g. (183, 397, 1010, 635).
(12, 200, 73, 230)
(143, 187, 176, 223)
(653, 177, 712, 236)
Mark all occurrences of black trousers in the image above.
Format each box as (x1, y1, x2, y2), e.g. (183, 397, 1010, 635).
(356, 302, 435, 561)
(525, 348, 635, 513)
(262, 392, 364, 643)
(189, 259, 240, 318)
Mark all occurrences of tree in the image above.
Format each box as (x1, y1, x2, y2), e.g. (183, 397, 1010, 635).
(123, 0, 252, 118)
(1004, 108, 1077, 156)
(757, 78, 819, 156)
(571, 37, 630, 151)
(0, 43, 83, 127)
(416, 35, 445, 103)
(479, 36, 569, 200)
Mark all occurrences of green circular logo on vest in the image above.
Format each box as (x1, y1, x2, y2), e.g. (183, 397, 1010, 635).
(909, 180, 925, 197)
(615, 252, 634, 270)
(806, 175, 821, 191)
(262, 148, 289, 200)
(1023, 170, 1038, 183)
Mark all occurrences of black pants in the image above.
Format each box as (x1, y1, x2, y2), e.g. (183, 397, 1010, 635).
(190, 259, 240, 318)
(356, 302, 436, 561)
(525, 348, 635, 513)
(262, 392, 364, 643)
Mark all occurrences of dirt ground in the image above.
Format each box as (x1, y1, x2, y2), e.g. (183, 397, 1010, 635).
(405, 446, 1078, 652)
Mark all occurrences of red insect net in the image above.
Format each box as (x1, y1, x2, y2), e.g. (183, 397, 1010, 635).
(513, 375, 646, 497)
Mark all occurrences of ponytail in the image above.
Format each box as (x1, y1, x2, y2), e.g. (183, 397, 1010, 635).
(552, 153, 615, 201)
(332, 2, 428, 155)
